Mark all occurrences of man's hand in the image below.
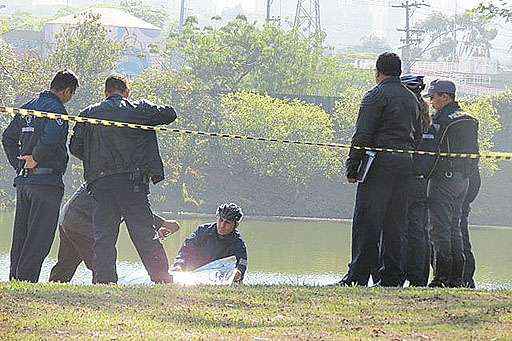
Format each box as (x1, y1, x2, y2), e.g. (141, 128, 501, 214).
(347, 177, 357, 184)
(18, 155, 37, 169)
(233, 268, 243, 283)
(157, 219, 180, 240)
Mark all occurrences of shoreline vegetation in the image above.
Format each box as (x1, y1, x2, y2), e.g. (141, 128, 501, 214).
(0, 282, 511, 339)
(167, 211, 512, 230)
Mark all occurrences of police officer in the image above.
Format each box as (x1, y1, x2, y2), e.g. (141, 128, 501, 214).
(172, 203, 248, 283)
(424, 79, 479, 288)
(460, 168, 481, 288)
(339, 53, 421, 287)
(401, 74, 432, 286)
(49, 185, 180, 283)
(69, 74, 177, 284)
(2, 70, 79, 283)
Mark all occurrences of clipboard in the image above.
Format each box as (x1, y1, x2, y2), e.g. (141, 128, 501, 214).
(356, 151, 377, 183)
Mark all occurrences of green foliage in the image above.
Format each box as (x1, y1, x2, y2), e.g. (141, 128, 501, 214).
(218, 92, 341, 185)
(333, 86, 367, 144)
(461, 96, 502, 172)
(476, 1, 512, 22)
(165, 18, 373, 97)
(130, 68, 216, 210)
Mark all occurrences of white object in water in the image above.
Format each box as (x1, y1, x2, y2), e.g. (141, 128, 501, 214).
(120, 256, 237, 286)
(172, 256, 237, 286)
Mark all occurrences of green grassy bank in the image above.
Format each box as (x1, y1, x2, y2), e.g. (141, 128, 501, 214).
(0, 282, 511, 339)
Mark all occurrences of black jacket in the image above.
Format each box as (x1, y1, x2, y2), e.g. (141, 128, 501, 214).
(69, 95, 176, 184)
(2, 91, 69, 187)
(346, 77, 421, 178)
(173, 223, 248, 280)
(425, 102, 479, 178)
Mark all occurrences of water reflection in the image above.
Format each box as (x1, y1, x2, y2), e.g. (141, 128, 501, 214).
(1, 212, 511, 289)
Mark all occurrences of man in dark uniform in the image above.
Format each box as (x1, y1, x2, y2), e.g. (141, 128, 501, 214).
(401, 74, 432, 286)
(49, 185, 180, 282)
(460, 168, 481, 288)
(2, 70, 79, 282)
(339, 53, 421, 287)
(424, 79, 479, 288)
(69, 74, 177, 284)
(172, 203, 248, 283)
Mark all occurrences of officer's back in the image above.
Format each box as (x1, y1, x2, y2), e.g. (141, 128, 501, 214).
(70, 76, 176, 184)
(369, 78, 421, 151)
(69, 74, 177, 284)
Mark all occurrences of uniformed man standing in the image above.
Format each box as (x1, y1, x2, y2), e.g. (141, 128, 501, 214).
(49, 184, 180, 283)
(401, 74, 432, 287)
(2, 70, 79, 282)
(69, 75, 177, 284)
(424, 80, 479, 288)
(339, 53, 421, 287)
(172, 203, 248, 283)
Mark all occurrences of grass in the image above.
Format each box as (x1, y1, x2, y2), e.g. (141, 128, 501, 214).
(0, 282, 511, 339)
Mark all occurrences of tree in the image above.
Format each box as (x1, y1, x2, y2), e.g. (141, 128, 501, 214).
(477, 1, 512, 22)
(164, 17, 373, 97)
(354, 35, 391, 54)
(216, 92, 341, 210)
(411, 11, 497, 62)
(47, 13, 124, 113)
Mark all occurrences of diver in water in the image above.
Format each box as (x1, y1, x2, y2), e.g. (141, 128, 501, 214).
(172, 203, 248, 283)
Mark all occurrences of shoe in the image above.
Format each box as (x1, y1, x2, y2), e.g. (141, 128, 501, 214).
(428, 278, 447, 288)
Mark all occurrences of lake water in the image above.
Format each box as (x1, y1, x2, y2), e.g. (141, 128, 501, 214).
(1, 211, 511, 289)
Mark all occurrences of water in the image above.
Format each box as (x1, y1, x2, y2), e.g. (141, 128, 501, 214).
(1, 211, 511, 288)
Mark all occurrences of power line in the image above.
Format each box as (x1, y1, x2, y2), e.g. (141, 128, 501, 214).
(392, 0, 430, 72)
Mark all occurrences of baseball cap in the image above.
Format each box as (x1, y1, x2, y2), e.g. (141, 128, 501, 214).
(424, 79, 456, 98)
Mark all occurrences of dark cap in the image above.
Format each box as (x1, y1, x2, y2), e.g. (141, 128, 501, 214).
(424, 79, 456, 98)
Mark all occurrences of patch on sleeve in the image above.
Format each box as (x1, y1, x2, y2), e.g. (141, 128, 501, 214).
(238, 258, 248, 266)
(21, 127, 35, 133)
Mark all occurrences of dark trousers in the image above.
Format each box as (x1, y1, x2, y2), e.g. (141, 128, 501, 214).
(10, 184, 64, 282)
(428, 172, 469, 287)
(49, 224, 95, 282)
(405, 176, 431, 286)
(459, 170, 480, 288)
(90, 174, 171, 284)
(344, 157, 410, 287)
(460, 202, 476, 288)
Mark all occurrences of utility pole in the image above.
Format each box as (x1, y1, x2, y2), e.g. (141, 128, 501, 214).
(178, 0, 187, 33)
(293, 0, 321, 36)
(266, 0, 273, 22)
(392, 0, 430, 73)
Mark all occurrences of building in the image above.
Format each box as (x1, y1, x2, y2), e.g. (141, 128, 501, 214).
(44, 7, 162, 75)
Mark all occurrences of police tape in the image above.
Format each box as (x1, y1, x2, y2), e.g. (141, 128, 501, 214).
(1, 106, 512, 161)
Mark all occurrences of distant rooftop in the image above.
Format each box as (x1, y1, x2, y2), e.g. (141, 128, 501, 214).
(46, 7, 161, 31)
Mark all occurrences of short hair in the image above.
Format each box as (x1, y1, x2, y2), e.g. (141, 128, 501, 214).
(105, 74, 129, 93)
(376, 52, 402, 77)
(50, 70, 79, 93)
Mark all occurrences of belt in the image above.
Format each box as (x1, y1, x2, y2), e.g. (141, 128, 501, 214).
(19, 167, 56, 177)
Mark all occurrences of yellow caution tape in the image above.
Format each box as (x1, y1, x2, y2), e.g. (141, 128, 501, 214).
(1, 106, 511, 160)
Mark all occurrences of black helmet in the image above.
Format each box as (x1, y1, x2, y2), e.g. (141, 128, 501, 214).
(216, 203, 243, 223)
(401, 74, 426, 93)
